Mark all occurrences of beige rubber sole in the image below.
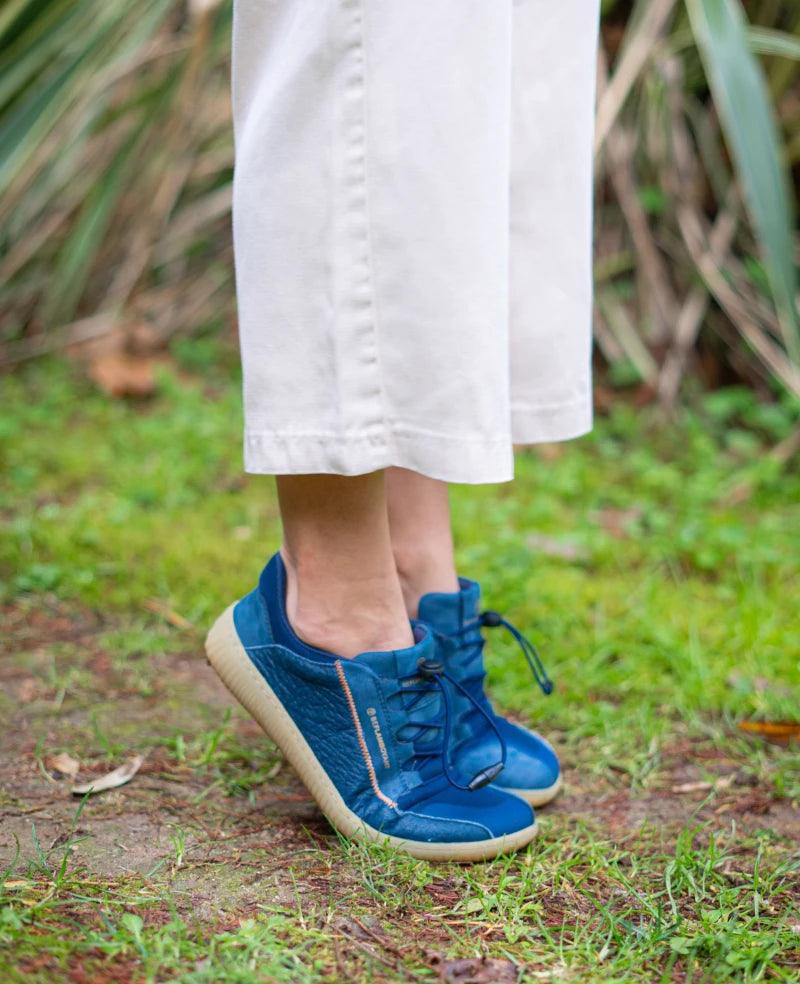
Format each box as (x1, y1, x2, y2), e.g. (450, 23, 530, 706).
(505, 774, 562, 808)
(205, 604, 538, 862)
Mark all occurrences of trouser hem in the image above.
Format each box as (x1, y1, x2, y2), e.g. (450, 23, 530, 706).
(511, 399, 593, 445)
(244, 428, 514, 485)
(243, 401, 593, 485)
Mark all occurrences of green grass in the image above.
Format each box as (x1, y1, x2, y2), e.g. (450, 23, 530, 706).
(1, 349, 799, 982)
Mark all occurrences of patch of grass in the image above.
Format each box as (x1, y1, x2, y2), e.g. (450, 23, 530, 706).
(1, 354, 799, 981)
(1, 872, 330, 983)
(2, 821, 797, 982)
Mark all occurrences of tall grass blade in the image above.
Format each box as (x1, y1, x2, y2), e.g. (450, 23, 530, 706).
(748, 28, 800, 62)
(686, 0, 800, 366)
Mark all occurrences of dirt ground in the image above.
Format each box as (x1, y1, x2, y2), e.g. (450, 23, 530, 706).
(2, 599, 798, 982)
(3, 599, 796, 881)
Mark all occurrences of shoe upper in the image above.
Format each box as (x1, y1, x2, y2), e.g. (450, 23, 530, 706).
(418, 578, 561, 794)
(232, 555, 534, 844)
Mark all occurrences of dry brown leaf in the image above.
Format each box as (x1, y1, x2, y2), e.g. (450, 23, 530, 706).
(72, 755, 144, 796)
(87, 351, 157, 398)
(738, 721, 800, 746)
(672, 780, 713, 793)
(144, 598, 195, 630)
(532, 443, 566, 462)
(671, 776, 734, 794)
(47, 752, 80, 780)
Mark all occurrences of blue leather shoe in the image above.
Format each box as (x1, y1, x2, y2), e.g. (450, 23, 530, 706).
(205, 555, 538, 860)
(418, 579, 561, 807)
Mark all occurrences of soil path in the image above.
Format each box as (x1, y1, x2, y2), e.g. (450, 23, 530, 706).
(2, 600, 797, 926)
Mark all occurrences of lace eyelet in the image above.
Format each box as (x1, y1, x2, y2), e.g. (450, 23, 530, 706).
(416, 657, 444, 679)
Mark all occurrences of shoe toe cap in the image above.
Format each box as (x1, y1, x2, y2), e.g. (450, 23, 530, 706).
(495, 720, 560, 792)
(458, 719, 560, 794)
(409, 785, 535, 842)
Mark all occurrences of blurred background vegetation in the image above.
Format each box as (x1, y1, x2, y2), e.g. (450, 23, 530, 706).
(1, 0, 799, 421)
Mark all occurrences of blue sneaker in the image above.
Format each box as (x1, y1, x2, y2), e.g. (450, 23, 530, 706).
(205, 555, 538, 861)
(418, 579, 561, 807)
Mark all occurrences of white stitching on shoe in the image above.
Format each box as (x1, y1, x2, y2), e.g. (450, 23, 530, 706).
(403, 809, 494, 839)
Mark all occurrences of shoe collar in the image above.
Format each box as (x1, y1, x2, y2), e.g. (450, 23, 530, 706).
(417, 577, 481, 637)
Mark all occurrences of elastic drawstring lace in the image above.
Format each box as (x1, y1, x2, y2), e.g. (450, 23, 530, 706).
(479, 611, 554, 695)
(452, 611, 554, 697)
(393, 658, 506, 799)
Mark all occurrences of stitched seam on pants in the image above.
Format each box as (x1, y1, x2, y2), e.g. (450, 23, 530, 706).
(334, 660, 398, 810)
(340, 0, 386, 437)
(244, 427, 511, 445)
(354, 0, 392, 441)
(510, 397, 591, 413)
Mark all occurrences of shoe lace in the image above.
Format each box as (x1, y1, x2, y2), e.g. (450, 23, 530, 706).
(452, 610, 554, 699)
(391, 658, 507, 807)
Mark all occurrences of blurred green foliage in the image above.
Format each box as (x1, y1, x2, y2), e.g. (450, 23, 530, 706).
(1, 0, 799, 403)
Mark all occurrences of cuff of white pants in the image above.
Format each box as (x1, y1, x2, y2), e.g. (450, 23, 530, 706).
(243, 427, 515, 485)
(511, 399, 593, 445)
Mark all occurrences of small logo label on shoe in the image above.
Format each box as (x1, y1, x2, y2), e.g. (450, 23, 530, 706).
(366, 707, 391, 770)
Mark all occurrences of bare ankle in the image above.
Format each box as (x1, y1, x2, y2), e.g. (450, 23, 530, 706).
(393, 547, 460, 619)
(291, 608, 413, 659)
(281, 547, 414, 658)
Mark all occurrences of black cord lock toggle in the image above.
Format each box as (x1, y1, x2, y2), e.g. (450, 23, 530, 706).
(468, 761, 504, 790)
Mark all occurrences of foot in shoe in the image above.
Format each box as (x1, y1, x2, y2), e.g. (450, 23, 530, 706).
(418, 578, 561, 807)
(205, 554, 538, 861)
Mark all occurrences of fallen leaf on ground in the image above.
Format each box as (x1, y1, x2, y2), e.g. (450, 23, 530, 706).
(531, 443, 565, 462)
(738, 721, 800, 745)
(72, 755, 143, 796)
(672, 776, 734, 794)
(144, 598, 194, 630)
(87, 351, 157, 398)
(47, 752, 80, 780)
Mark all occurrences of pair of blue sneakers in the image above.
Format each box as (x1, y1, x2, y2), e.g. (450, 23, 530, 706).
(206, 554, 560, 861)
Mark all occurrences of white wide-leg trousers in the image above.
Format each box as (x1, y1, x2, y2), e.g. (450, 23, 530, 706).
(232, 0, 600, 484)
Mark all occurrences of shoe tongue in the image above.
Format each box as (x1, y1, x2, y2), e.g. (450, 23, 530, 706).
(418, 578, 480, 636)
(353, 624, 434, 678)
(354, 626, 444, 781)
